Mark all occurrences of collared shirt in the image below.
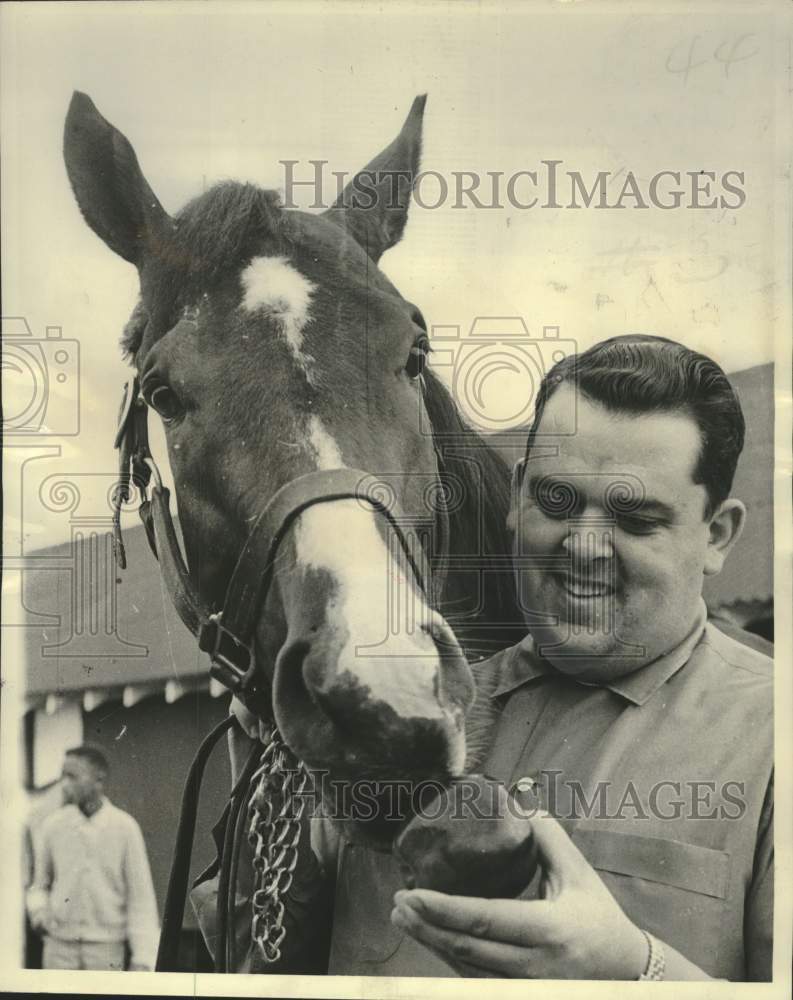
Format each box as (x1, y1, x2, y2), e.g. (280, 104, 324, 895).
(27, 797, 160, 968)
(319, 604, 773, 981)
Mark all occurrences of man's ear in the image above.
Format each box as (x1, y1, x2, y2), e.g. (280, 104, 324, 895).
(703, 498, 746, 576)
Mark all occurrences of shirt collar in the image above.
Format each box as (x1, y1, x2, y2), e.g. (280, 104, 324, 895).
(71, 795, 109, 822)
(493, 600, 708, 707)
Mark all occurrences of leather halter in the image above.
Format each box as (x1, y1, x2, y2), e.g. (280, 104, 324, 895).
(112, 377, 450, 718)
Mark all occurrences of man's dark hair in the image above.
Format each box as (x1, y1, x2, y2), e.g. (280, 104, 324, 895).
(524, 334, 745, 517)
(66, 744, 109, 776)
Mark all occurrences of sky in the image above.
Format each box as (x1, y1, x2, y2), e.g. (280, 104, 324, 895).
(1, 0, 787, 555)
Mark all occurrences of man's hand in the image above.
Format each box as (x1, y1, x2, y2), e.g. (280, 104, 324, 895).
(26, 890, 50, 935)
(390, 812, 648, 979)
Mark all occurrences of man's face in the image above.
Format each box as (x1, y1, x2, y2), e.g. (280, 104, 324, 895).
(510, 387, 719, 681)
(61, 755, 102, 808)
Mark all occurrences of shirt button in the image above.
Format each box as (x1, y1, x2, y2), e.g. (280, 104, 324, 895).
(509, 774, 544, 813)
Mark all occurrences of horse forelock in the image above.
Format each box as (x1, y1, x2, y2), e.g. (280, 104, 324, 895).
(170, 181, 284, 283)
(122, 181, 285, 359)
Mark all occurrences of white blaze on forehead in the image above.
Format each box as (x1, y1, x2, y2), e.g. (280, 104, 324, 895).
(293, 500, 453, 727)
(239, 255, 315, 363)
(307, 415, 344, 470)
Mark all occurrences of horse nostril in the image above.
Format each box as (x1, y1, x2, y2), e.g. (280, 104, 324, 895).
(277, 638, 350, 731)
(272, 637, 342, 766)
(277, 638, 318, 699)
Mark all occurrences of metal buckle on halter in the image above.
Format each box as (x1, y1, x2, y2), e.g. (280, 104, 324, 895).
(198, 612, 256, 694)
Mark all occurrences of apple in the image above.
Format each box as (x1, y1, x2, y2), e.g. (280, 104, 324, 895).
(394, 774, 539, 898)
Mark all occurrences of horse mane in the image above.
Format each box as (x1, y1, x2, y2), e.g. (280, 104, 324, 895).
(421, 368, 524, 768)
(421, 368, 523, 649)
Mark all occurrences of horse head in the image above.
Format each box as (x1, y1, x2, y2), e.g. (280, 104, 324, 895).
(63, 93, 478, 830)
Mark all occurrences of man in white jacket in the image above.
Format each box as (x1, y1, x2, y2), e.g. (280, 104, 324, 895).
(27, 745, 160, 971)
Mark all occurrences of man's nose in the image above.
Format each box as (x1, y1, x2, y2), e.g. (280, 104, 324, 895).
(562, 521, 616, 560)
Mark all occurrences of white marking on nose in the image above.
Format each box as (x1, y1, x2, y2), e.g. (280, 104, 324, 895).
(239, 256, 315, 370)
(307, 415, 345, 470)
(293, 500, 456, 731)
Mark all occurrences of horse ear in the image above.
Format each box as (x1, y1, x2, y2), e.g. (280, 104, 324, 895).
(325, 94, 426, 263)
(63, 92, 172, 266)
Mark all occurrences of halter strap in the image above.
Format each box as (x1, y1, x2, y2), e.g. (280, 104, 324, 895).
(199, 467, 434, 700)
(155, 713, 236, 971)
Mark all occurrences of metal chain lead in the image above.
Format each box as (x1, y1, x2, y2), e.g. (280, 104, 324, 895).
(246, 727, 309, 964)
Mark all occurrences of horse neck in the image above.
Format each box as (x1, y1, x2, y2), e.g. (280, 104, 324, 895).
(422, 371, 525, 661)
(436, 444, 523, 771)
(420, 371, 526, 771)
(441, 456, 524, 652)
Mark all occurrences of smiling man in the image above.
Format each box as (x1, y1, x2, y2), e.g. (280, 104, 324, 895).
(390, 334, 773, 981)
(511, 338, 747, 680)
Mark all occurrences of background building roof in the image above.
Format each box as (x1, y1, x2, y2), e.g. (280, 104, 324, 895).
(702, 363, 774, 609)
(21, 522, 217, 706)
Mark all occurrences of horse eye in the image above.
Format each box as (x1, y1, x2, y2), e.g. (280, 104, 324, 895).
(149, 384, 183, 421)
(406, 334, 431, 379)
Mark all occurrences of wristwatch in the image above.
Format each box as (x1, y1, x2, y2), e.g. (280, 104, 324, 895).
(638, 929, 666, 981)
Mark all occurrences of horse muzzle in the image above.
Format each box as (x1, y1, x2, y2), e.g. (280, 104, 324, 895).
(271, 610, 474, 801)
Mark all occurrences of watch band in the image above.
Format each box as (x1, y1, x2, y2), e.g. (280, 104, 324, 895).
(638, 929, 666, 981)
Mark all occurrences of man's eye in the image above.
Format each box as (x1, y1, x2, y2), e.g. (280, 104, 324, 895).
(147, 384, 183, 422)
(532, 496, 572, 520)
(617, 515, 661, 535)
(531, 479, 581, 519)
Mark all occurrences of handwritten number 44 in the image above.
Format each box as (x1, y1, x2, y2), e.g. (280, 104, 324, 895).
(666, 34, 760, 84)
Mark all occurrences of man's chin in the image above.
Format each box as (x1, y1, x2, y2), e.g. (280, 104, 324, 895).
(529, 625, 630, 678)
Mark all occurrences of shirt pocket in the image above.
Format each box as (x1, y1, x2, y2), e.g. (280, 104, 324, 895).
(570, 826, 731, 975)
